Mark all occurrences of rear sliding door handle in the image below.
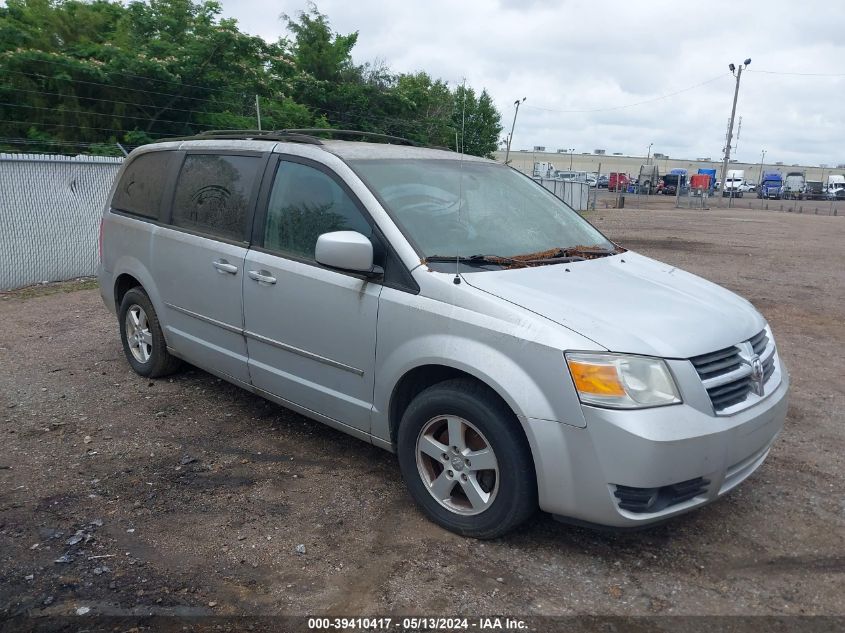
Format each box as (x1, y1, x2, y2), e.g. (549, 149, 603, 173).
(248, 269, 277, 285)
(213, 259, 239, 275)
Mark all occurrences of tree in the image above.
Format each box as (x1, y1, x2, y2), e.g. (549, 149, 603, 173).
(452, 85, 502, 158)
(0, 1, 501, 157)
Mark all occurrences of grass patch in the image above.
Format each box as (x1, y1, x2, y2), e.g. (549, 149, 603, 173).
(0, 277, 99, 301)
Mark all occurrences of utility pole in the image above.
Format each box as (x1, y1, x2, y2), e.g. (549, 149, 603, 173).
(255, 95, 262, 131)
(758, 149, 766, 191)
(646, 142, 653, 165)
(720, 58, 751, 206)
(504, 97, 526, 165)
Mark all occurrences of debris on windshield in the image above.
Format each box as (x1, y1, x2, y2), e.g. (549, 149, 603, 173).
(510, 244, 626, 263)
(424, 244, 626, 269)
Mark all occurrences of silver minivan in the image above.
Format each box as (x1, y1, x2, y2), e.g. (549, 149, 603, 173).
(99, 131, 788, 538)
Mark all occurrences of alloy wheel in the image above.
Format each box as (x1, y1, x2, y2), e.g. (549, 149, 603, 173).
(125, 304, 153, 363)
(415, 415, 499, 516)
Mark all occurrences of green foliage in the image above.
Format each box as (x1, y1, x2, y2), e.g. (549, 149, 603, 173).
(452, 86, 503, 158)
(0, 1, 501, 157)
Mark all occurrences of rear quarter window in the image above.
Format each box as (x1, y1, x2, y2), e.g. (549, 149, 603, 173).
(112, 151, 175, 219)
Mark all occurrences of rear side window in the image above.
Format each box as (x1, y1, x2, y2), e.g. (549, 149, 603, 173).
(171, 154, 261, 241)
(112, 151, 174, 219)
(263, 160, 372, 259)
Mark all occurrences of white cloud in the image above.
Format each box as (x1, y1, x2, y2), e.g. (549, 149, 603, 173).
(219, 0, 845, 166)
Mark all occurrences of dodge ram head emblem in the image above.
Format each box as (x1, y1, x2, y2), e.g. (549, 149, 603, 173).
(749, 354, 765, 396)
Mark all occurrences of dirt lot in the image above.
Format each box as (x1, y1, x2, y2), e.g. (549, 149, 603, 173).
(1, 203, 843, 626)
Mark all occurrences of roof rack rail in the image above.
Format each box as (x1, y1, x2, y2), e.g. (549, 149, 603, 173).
(279, 129, 422, 147)
(167, 128, 451, 151)
(169, 130, 324, 145)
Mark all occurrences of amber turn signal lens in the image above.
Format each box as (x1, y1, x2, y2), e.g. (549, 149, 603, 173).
(567, 360, 626, 396)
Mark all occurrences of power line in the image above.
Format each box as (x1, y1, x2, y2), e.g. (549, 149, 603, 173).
(1, 86, 251, 117)
(0, 136, 130, 148)
(524, 73, 730, 114)
(0, 118, 180, 137)
(747, 69, 845, 77)
(0, 94, 446, 141)
(4, 54, 272, 97)
(2, 68, 253, 107)
(0, 101, 247, 129)
(1, 74, 451, 133)
(4, 66, 459, 127)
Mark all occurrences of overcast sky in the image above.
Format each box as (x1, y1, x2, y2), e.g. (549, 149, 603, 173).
(219, 0, 844, 167)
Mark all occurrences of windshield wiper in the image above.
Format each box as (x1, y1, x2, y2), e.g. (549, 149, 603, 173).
(425, 246, 622, 269)
(424, 254, 531, 268)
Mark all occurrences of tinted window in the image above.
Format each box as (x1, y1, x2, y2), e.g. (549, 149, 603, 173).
(112, 151, 174, 219)
(172, 154, 260, 241)
(264, 161, 371, 259)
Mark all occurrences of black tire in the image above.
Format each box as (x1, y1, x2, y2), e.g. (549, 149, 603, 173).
(118, 287, 181, 378)
(397, 378, 537, 538)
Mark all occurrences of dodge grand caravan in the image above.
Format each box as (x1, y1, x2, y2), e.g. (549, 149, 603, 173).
(99, 130, 788, 538)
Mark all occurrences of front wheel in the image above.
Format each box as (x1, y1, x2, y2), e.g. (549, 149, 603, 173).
(397, 379, 537, 538)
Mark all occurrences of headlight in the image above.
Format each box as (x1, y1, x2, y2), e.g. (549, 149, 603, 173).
(565, 352, 681, 409)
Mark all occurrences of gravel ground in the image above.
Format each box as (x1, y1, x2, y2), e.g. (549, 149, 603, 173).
(1, 204, 843, 625)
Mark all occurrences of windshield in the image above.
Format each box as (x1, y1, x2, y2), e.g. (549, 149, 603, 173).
(349, 159, 614, 260)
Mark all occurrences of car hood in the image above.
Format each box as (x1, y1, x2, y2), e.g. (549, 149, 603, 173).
(462, 252, 764, 358)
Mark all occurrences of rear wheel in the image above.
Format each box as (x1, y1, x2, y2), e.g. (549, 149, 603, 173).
(397, 379, 537, 538)
(118, 287, 181, 378)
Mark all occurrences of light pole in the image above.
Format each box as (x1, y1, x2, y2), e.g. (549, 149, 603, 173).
(646, 142, 653, 165)
(720, 58, 751, 206)
(568, 148, 575, 170)
(758, 149, 766, 193)
(503, 97, 526, 165)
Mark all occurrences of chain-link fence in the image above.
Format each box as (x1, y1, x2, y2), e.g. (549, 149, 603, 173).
(0, 153, 122, 290)
(716, 191, 842, 215)
(532, 178, 591, 211)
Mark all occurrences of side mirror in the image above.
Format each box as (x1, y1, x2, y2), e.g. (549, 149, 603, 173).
(315, 231, 380, 275)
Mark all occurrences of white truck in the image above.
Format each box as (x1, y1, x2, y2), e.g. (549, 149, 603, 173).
(533, 161, 556, 178)
(783, 172, 805, 200)
(638, 164, 660, 194)
(722, 169, 747, 197)
(826, 174, 845, 199)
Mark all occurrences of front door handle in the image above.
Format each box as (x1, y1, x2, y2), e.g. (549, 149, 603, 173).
(213, 259, 238, 275)
(248, 269, 277, 285)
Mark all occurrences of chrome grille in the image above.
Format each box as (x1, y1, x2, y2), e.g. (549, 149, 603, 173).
(690, 329, 777, 414)
(690, 346, 742, 380)
(749, 330, 768, 356)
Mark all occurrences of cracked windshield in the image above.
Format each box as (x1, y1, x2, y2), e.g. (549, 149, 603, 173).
(350, 159, 615, 264)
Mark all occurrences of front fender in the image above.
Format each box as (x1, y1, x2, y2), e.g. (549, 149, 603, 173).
(372, 289, 591, 445)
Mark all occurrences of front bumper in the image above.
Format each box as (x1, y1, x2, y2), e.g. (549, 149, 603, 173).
(524, 366, 789, 528)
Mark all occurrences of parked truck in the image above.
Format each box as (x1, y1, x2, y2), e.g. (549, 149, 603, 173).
(758, 171, 784, 199)
(783, 172, 805, 200)
(697, 168, 717, 192)
(608, 172, 629, 192)
(804, 180, 825, 200)
(638, 164, 660, 194)
(826, 175, 845, 199)
(661, 168, 688, 195)
(533, 161, 556, 178)
(722, 169, 746, 197)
